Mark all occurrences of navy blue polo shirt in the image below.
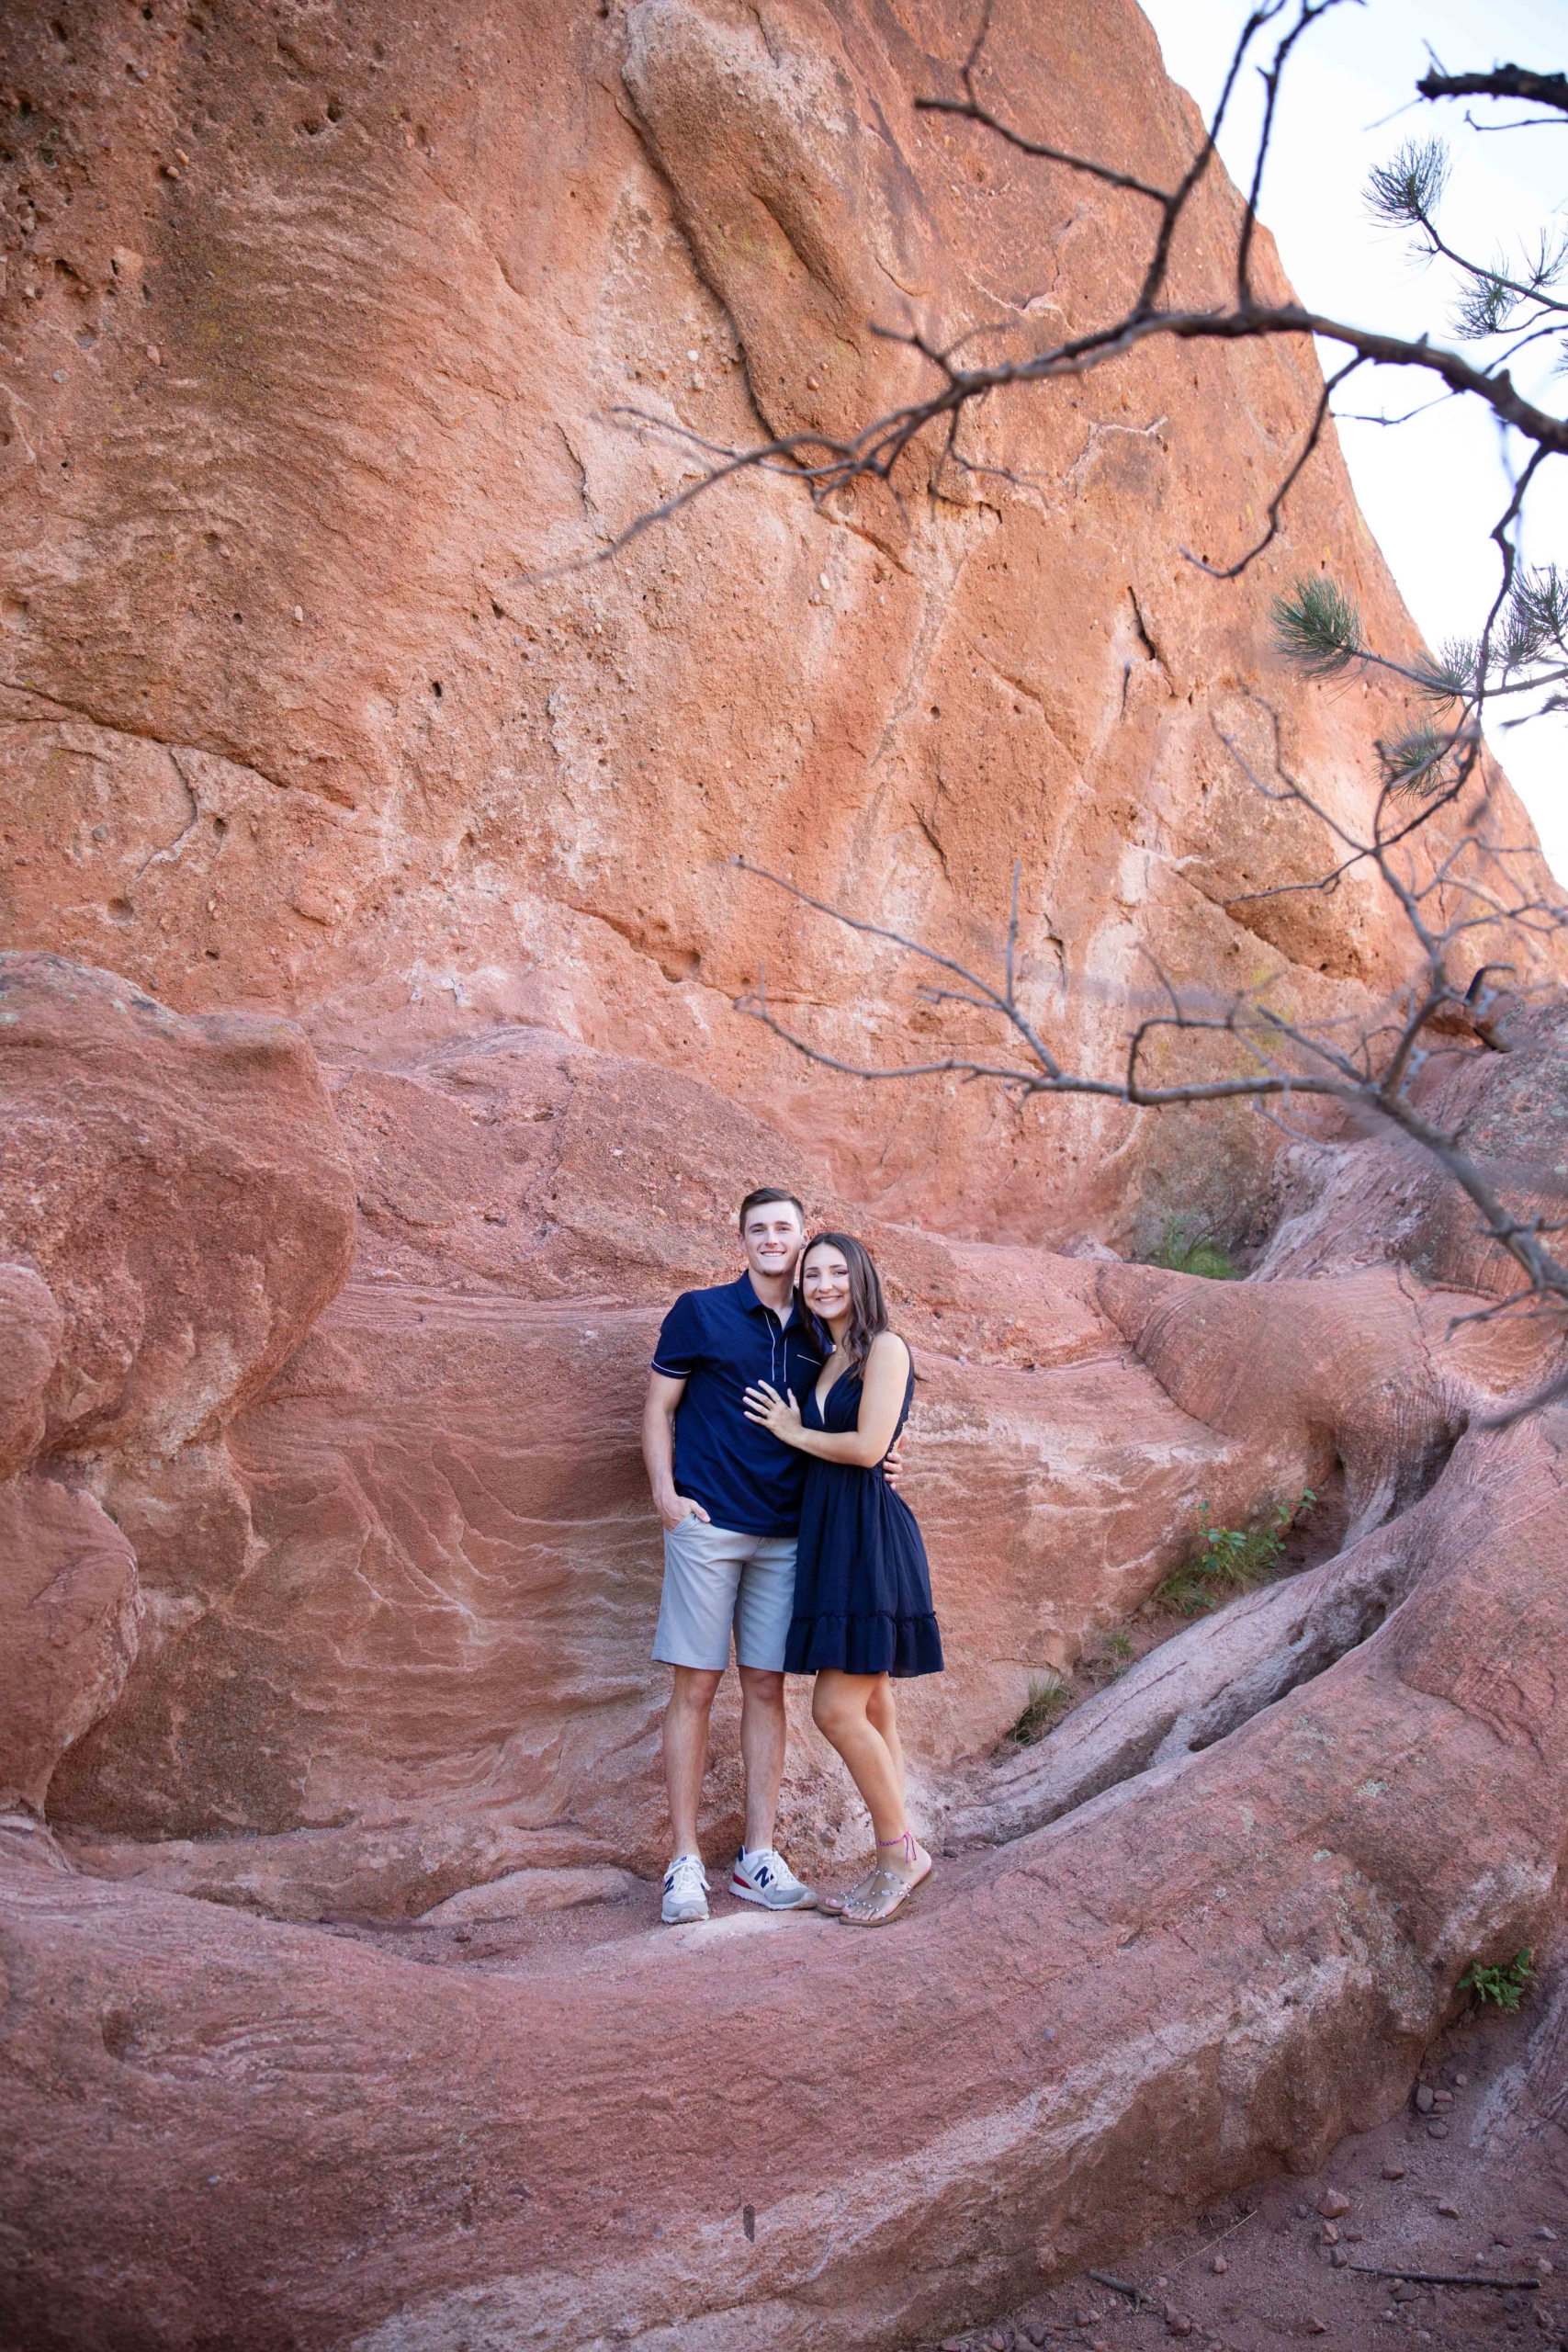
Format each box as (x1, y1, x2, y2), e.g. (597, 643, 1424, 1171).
(651, 1272, 825, 1536)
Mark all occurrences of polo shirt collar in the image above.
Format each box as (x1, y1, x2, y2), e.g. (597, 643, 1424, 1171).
(735, 1269, 799, 1325)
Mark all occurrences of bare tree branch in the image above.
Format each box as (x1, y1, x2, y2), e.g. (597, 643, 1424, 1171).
(729, 700, 1568, 1426)
(597, 299, 1568, 564)
(1417, 66, 1568, 118)
(1185, 356, 1363, 578)
(556, 0, 1567, 656)
(611, 6, 1568, 1430)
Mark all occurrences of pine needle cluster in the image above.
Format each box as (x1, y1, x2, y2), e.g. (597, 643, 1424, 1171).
(1271, 562, 1568, 798)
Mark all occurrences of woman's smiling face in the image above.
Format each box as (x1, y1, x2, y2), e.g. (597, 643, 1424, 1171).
(801, 1244, 852, 1328)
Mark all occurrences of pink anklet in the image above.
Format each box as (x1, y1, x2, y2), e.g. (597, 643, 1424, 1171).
(876, 1831, 918, 1863)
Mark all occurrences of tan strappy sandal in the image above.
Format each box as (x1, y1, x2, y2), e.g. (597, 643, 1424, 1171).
(818, 1865, 886, 1918)
(837, 1859, 931, 1927)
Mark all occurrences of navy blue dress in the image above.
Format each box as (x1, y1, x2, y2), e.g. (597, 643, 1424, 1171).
(784, 1355, 943, 1679)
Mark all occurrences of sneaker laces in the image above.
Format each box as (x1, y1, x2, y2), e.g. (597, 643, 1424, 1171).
(739, 1846, 799, 1889)
(664, 1854, 708, 1893)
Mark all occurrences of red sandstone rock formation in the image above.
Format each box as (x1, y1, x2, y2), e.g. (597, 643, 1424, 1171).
(0, 0, 1554, 1243)
(50, 1015, 1285, 1917)
(6, 1343, 1567, 2349)
(0, 952, 355, 1826)
(6, 975, 1568, 2348)
(3, 1, 1568, 2347)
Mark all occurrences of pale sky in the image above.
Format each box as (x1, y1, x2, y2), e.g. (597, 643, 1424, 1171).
(1137, 0, 1568, 876)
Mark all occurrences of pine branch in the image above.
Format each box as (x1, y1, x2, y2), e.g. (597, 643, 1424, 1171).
(1270, 577, 1363, 673)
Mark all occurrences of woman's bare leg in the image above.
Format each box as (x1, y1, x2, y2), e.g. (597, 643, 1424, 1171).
(813, 1672, 904, 1840)
(812, 1673, 930, 1911)
(866, 1677, 906, 1803)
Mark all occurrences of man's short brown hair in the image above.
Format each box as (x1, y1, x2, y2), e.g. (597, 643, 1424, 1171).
(738, 1186, 806, 1233)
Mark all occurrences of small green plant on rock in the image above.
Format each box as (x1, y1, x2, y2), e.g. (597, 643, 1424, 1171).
(1156, 1492, 1316, 1616)
(1458, 1948, 1534, 2012)
(1081, 1630, 1135, 1687)
(1147, 1216, 1239, 1282)
(1007, 1672, 1070, 1747)
(1082, 1627, 1135, 1687)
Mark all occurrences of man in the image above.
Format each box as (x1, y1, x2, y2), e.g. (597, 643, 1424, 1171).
(642, 1188, 835, 1925)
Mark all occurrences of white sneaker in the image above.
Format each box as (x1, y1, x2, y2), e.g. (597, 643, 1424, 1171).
(661, 1854, 710, 1925)
(730, 1846, 818, 1911)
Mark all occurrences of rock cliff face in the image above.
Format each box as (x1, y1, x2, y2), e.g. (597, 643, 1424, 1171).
(0, 952, 355, 1819)
(43, 1014, 1282, 1915)
(1, 0, 1552, 1242)
(3, 3, 1567, 2349)
(7, 1188, 1568, 2351)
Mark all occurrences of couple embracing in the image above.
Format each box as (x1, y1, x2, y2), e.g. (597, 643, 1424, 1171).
(641, 1188, 943, 1929)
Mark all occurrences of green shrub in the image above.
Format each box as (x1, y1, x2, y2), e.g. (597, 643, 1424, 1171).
(1007, 1672, 1070, 1747)
(1147, 1216, 1239, 1282)
(1458, 1948, 1533, 2012)
(1156, 1492, 1316, 1616)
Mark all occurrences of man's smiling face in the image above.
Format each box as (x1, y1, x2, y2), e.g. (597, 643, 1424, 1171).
(740, 1201, 806, 1286)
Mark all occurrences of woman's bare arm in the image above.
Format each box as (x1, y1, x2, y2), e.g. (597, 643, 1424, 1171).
(742, 1333, 909, 1467)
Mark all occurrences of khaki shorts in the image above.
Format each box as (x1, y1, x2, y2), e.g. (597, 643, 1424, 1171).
(652, 1514, 798, 1672)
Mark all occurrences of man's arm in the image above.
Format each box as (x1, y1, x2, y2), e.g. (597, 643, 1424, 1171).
(642, 1371, 710, 1530)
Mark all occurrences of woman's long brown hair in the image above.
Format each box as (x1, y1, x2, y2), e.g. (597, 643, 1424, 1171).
(798, 1231, 889, 1374)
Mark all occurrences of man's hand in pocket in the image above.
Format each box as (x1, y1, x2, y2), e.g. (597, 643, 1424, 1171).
(660, 1494, 712, 1532)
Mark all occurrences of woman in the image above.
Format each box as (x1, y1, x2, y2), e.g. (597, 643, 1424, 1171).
(743, 1231, 942, 1926)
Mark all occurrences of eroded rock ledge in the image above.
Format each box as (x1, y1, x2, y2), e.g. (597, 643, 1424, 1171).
(3, 952, 1567, 2350)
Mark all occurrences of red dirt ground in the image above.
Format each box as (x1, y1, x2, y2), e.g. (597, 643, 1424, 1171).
(924, 1961, 1568, 2352)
